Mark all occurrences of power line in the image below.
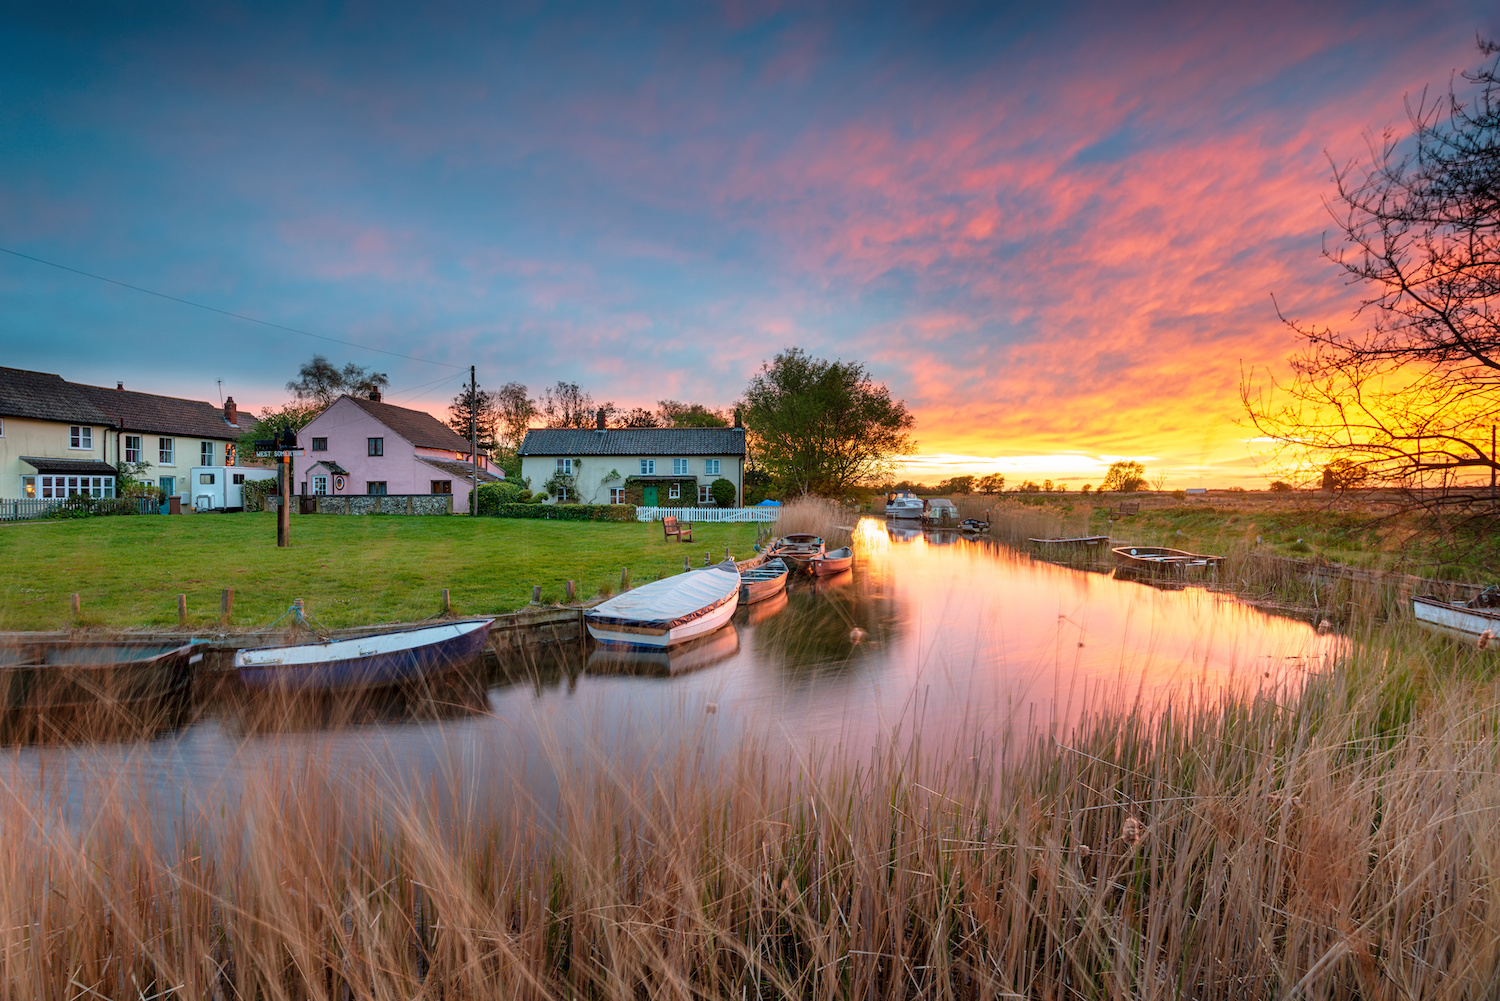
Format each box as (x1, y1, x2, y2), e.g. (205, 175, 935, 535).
(0, 244, 464, 370)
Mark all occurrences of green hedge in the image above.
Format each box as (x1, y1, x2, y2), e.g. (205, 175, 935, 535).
(487, 503, 637, 522)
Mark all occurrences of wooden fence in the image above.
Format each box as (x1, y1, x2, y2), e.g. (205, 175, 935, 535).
(634, 506, 779, 523)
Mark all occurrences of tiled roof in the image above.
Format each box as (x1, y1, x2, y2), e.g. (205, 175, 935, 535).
(519, 427, 747, 457)
(0, 368, 112, 425)
(75, 383, 243, 440)
(342, 395, 474, 451)
(418, 457, 504, 483)
(19, 456, 121, 476)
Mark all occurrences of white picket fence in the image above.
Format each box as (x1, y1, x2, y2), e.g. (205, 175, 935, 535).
(635, 506, 778, 524)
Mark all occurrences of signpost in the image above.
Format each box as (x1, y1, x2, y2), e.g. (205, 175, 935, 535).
(254, 431, 304, 547)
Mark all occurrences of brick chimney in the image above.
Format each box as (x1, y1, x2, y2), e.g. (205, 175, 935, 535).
(224, 396, 238, 426)
(733, 407, 743, 428)
(595, 408, 606, 430)
(116, 381, 124, 391)
(369, 388, 383, 402)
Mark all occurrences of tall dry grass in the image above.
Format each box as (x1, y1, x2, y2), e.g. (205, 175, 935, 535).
(3, 619, 1500, 999)
(954, 496, 1095, 546)
(773, 497, 855, 548)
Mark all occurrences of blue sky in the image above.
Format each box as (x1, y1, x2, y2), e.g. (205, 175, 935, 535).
(2, 1, 1495, 484)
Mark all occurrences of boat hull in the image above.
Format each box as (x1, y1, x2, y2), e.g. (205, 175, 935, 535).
(1030, 535, 1110, 547)
(771, 534, 825, 572)
(810, 546, 853, 575)
(1413, 596, 1500, 645)
(740, 558, 790, 603)
(1111, 546, 1222, 571)
(0, 641, 198, 742)
(235, 619, 493, 691)
(586, 562, 742, 649)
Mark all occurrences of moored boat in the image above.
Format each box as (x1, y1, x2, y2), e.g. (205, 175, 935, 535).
(885, 491, 923, 519)
(235, 618, 494, 691)
(772, 534, 825, 572)
(960, 518, 990, 534)
(585, 561, 740, 648)
(810, 545, 853, 576)
(1029, 535, 1110, 547)
(1111, 546, 1223, 571)
(740, 557, 790, 604)
(1413, 590, 1500, 646)
(922, 498, 960, 525)
(0, 640, 199, 741)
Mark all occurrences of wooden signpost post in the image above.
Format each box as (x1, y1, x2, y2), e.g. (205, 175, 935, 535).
(255, 429, 304, 548)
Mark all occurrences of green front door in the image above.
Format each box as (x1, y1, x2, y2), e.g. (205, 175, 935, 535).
(644, 485, 658, 506)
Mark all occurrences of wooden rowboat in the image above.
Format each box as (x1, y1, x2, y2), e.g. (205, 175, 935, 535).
(810, 546, 853, 576)
(1413, 591, 1500, 646)
(235, 619, 494, 691)
(740, 557, 790, 604)
(1111, 546, 1223, 571)
(771, 534, 825, 572)
(0, 640, 199, 742)
(586, 561, 740, 648)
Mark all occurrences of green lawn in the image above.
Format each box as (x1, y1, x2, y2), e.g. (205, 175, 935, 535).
(0, 512, 762, 630)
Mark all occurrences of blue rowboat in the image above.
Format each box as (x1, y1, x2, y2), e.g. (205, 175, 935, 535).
(234, 619, 494, 691)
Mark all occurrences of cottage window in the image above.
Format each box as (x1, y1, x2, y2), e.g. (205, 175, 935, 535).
(669, 483, 680, 499)
(556, 458, 573, 474)
(672, 458, 689, 475)
(640, 459, 655, 475)
(313, 476, 328, 496)
(699, 484, 714, 504)
(367, 481, 387, 495)
(556, 486, 570, 501)
(609, 487, 625, 504)
(705, 459, 721, 475)
(201, 442, 214, 466)
(159, 438, 175, 465)
(39, 475, 114, 499)
(312, 438, 328, 451)
(70, 426, 93, 450)
(431, 480, 452, 494)
(367, 437, 384, 457)
(123, 435, 142, 463)
(22, 476, 35, 498)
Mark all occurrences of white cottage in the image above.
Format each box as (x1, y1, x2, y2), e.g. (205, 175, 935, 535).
(518, 418, 747, 507)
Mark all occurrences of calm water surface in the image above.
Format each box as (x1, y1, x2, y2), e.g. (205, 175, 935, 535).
(5, 518, 1340, 823)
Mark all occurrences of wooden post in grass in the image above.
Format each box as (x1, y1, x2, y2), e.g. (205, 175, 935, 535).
(531, 585, 542, 605)
(70, 593, 80, 618)
(177, 593, 187, 626)
(564, 580, 575, 602)
(221, 588, 234, 624)
(620, 567, 630, 591)
(441, 588, 451, 615)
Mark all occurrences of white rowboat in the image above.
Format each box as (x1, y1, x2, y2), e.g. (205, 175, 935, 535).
(1413, 593, 1500, 646)
(585, 561, 740, 648)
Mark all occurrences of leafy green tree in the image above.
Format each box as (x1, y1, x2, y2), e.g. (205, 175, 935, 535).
(740, 348, 916, 496)
(493, 382, 536, 449)
(1101, 461, 1147, 492)
(446, 382, 500, 454)
(977, 473, 1006, 494)
(658, 400, 730, 427)
(938, 475, 976, 494)
(616, 407, 661, 428)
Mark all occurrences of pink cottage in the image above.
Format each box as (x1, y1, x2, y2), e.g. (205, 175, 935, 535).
(296, 392, 502, 513)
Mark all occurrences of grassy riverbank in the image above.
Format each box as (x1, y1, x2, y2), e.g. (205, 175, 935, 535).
(0, 513, 761, 630)
(5, 616, 1498, 999)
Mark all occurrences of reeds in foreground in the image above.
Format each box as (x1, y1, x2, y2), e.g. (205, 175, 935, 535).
(773, 497, 855, 548)
(2, 617, 1499, 999)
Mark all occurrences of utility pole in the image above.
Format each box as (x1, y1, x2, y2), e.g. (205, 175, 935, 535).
(1491, 425, 1496, 511)
(470, 365, 478, 517)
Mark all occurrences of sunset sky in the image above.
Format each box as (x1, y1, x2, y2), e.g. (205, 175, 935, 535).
(3, 2, 1496, 487)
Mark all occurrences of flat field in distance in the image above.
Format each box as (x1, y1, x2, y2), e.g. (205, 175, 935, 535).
(0, 512, 761, 630)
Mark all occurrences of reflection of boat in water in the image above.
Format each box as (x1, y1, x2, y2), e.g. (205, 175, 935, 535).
(1413, 590, 1500, 646)
(886, 524, 923, 542)
(884, 491, 923, 519)
(740, 557, 790, 603)
(586, 626, 740, 677)
(771, 534, 825, 572)
(810, 546, 853, 576)
(236, 619, 494, 691)
(812, 568, 854, 593)
(586, 562, 740, 648)
(924, 530, 960, 545)
(1030, 535, 1110, 548)
(0, 640, 198, 744)
(224, 667, 491, 735)
(1112, 567, 1188, 591)
(740, 588, 789, 625)
(1111, 546, 1223, 572)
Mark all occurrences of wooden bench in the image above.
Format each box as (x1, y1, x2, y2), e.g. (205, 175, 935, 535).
(662, 516, 694, 542)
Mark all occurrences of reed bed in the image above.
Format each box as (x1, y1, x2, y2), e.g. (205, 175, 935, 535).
(774, 497, 855, 548)
(955, 496, 1094, 546)
(3, 618, 1500, 999)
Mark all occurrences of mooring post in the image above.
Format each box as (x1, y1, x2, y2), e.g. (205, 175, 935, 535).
(70, 593, 80, 617)
(441, 588, 451, 615)
(531, 585, 542, 605)
(620, 567, 630, 591)
(177, 593, 187, 626)
(725, 545, 731, 561)
(292, 597, 305, 626)
(221, 588, 234, 624)
(683, 554, 691, 571)
(564, 580, 575, 602)
(704, 550, 711, 566)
